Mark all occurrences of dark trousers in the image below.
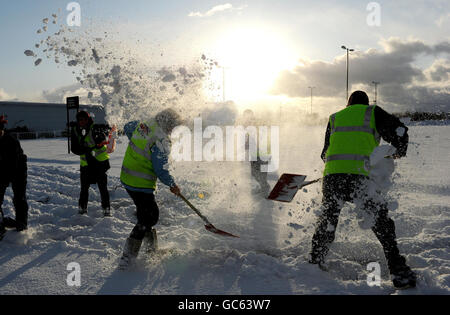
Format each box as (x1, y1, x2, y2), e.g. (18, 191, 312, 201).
(0, 180, 29, 228)
(126, 190, 160, 241)
(250, 158, 270, 190)
(79, 166, 110, 210)
(310, 174, 406, 272)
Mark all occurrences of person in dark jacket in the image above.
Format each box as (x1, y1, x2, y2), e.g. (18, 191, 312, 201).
(0, 115, 29, 237)
(309, 91, 416, 289)
(70, 111, 112, 216)
(242, 109, 271, 195)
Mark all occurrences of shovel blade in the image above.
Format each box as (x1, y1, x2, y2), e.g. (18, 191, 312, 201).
(205, 224, 239, 238)
(267, 173, 308, 202)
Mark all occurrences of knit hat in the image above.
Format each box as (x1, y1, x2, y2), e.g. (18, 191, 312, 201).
(76, 110, 90, 121)
(347, 91, 369, 107)
(155, 108, 183, 134)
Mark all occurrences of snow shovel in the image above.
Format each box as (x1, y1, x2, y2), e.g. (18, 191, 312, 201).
(267, 173, 322, 203)
(178, 193, 239, 238)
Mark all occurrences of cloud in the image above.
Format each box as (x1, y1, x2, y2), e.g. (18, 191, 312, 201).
(271, 38, 450, 111)
(0, 88, 18, 101)
(423, 59, 450, 82)
(41, 83, 97, 104)
(436, 13, 450, 28)
(188, 3, 247, 18)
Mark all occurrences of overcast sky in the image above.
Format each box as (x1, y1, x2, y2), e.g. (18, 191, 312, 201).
(0, 0, 449, 114)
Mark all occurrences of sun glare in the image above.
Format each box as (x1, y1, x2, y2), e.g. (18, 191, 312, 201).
(207, 26, 297, 104)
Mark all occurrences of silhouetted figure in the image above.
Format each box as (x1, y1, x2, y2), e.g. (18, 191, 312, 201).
(70, 111, 111, 216)
(0, 114, 29, 237)
(310, 90, 416, 289)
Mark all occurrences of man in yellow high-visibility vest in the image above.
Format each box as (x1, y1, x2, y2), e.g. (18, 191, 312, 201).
(118, 108, 182, 269)
(70, 111, 112, 216)
(309, 91, 416, 289)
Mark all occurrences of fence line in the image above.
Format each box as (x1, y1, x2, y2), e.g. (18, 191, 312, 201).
(8, 130, 67, 140)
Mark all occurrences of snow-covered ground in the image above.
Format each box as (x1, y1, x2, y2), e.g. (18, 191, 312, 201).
(0, 122, 449, 295)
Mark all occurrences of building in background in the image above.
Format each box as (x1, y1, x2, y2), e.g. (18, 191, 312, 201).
(0, 101, 106, 132)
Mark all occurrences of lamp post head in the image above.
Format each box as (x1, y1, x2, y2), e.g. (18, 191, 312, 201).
(341, 45, 347, 50)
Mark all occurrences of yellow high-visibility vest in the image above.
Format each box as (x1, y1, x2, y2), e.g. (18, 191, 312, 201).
(120, 120, 161, 189)
(324, 105, 380, 177)
(74, 126, 109, 167)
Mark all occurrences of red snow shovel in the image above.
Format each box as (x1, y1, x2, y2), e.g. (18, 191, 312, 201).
(178, 194, 239, 238)
(267, 173, 322, 203)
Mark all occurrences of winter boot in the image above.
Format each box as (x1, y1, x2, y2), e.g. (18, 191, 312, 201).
(391, 264, 417, 289)
(0, 210, 6, 240)
(78, 206, 87, 215)
(308, 251, 328, 271)
(309, 238, 329, 266)
(15, 221, 28, 232)
(386, 254, 416, 289)
(308, 253, 324, 265)
(0, 221, 5, 241)
(103, 207, 111, 217)
(118, 237, 142, 270)
(3, 216, 17, 229)
(142, 228, 158, 254)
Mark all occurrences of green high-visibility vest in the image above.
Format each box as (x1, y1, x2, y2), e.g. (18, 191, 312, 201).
(120, 120, 161, 189)
(74, 126, 109, 167)
(323, 104, 380, 177)
(258, 129, 271, 160)
(245, 126, 271, 160)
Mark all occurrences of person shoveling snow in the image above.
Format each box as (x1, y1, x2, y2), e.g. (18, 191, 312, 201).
(309, 90, 416, 289)
(118, 108, 239, 270)
(118, 109, 183, 269)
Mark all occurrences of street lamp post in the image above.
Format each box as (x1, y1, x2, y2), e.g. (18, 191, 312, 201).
(308, 86, 315, 114)
(341, 46, 354, 101)
(372, 81, 380, 105)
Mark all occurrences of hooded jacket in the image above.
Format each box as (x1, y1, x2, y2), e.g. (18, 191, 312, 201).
(0, 132, 27, 185)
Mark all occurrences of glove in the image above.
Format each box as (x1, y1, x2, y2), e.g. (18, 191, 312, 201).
(170, 185, 181, 196)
